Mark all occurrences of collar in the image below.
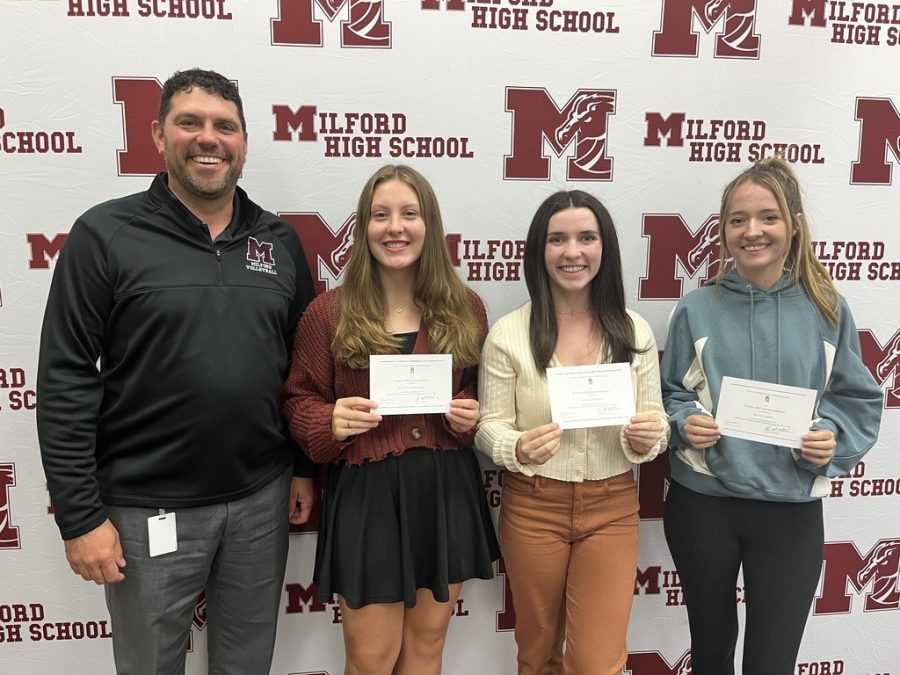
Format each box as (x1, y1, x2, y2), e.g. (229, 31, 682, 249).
(149, 172, 250, 242)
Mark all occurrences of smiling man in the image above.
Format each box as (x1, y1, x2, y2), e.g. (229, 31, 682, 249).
(37, 69, 316, 674)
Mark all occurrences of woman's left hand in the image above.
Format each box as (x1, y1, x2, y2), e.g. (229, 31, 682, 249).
(624, 413, 664, 455)
(800, 428, 836, 466)
(446, 398, 480, 434)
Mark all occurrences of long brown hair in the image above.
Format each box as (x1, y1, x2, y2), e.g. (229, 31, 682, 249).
(333, 164, 481, 368)
(523, 190, 645, 372)
(716, 156, 839, 326)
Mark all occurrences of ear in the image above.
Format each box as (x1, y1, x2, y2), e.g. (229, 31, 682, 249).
(793, 212, 802, 231)
(151, 119, 165, 155)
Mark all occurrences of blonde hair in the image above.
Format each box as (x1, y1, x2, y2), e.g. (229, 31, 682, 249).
(333, 164, 481, 368)
(716, 156, 839, 326)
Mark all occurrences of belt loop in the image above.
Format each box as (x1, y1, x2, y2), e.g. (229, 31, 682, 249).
(594, 476, 607, 494)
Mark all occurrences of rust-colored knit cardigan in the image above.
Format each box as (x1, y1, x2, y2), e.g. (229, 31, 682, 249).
(282, 288, 487, 465)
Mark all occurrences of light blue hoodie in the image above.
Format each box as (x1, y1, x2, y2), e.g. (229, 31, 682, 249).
(661, 269, 883, 502)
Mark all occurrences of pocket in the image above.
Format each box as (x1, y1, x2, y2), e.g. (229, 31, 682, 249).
(705, 442, 807, 498)
(606, 470, 637, 495)
(603, 472, 640, 523)
(501, 470, 537, 496)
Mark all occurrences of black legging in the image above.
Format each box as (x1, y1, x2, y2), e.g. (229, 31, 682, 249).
(663, 480, 824, 675)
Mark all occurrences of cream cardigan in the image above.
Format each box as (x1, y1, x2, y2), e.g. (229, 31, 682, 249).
(475, 302, 668, 481)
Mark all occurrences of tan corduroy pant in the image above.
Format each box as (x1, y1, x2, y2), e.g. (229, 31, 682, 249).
(499, 470, 640, 675)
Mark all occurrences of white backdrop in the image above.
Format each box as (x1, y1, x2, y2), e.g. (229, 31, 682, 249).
(2, 1, 899, 673)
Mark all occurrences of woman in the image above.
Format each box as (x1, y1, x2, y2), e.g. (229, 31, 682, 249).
(475, 190, 667, 674)
(660, 157, 883, 675)
(282, 164, 499, 675)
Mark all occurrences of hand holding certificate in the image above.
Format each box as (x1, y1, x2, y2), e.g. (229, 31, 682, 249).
(546, 363, 635, 430)
(715, 376, 817, 448)
(369, 354, 453, 415)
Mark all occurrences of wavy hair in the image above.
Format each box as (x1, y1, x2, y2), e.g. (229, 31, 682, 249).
(716, 156, 839, 326)
(333, 165, 481, 369)
(523, 190, 645, 372)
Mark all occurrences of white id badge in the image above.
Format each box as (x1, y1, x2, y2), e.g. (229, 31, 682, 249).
(148, 510, 177, 557)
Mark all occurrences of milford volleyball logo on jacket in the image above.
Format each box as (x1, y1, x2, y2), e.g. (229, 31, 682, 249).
(246, 237, 277, 276)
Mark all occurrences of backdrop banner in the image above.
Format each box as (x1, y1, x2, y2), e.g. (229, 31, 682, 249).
(2, 1, 898, 673)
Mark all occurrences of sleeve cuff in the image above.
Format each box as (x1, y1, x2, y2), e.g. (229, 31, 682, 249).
(497, 431, 537, 476)
(59, 511, 108, 542)
(620, 414, 669, 464)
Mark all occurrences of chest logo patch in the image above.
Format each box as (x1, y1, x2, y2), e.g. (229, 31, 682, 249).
(246, 237, 277, 276)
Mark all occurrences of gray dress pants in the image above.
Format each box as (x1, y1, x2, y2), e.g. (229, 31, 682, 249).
(104, 467, 292, 675)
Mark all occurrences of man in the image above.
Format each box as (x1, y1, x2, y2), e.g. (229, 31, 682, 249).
(37, 69, 316, 674)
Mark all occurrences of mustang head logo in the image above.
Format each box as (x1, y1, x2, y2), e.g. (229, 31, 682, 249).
(556, 92, 616, 179)
(687, 217, 722, 268)
(876, 332, 900, 400)
(330, 219, 355, 272)
(857, 539, 900, 610)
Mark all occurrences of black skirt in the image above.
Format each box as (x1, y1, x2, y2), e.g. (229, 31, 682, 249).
(314, 447, 500, 609)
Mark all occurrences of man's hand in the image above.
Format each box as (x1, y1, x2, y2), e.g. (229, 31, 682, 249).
(64, 519, 126, 585)
(289, 477, 316, 526)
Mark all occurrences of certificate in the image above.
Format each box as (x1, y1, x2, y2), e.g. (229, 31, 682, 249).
(546, 363, 635, 430)
(715, 376, 817, 447)
(369, 354, 453, 415)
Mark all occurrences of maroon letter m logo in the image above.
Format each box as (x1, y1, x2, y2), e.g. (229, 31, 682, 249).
(247, 237, 275, 265)
(0, 463, 21, 550)
(626, 650, 693, 674)
(851, 97, 900, 186)
(271, 0, 391, 48)
(639, 215, 723, 301)
(505, 87, 616, 181)
(858, 328, 900, 409)
(113, 77, 165, 177)
(652, 0, 760, 58)
(27, 233, 68, 270)
(280, 213, 355, 295)
(816, 539, 900, 614)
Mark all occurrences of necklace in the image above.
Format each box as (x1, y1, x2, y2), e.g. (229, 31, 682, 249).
(555, 307, 593, 316)
(392, 301, 412, 314)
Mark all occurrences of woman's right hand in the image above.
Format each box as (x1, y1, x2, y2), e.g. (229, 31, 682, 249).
(684, 414, 720, 449)
(516, 423, 563, 465)
(332, 397, 382, 442)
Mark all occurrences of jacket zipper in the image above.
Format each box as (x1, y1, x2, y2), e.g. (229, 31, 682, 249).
(215, 248, 223, 285)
